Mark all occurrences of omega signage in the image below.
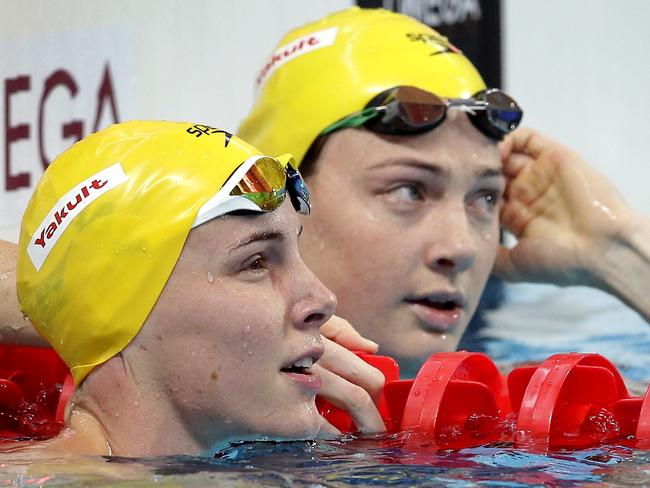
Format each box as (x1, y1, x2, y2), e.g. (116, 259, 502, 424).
(0, 24, 135, 240)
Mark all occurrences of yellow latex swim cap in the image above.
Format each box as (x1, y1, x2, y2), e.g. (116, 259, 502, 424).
(238, 7, 486, 166)
(17, 121, 268, 384)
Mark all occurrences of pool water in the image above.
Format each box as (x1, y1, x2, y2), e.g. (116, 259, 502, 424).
(2, 436, 649, 487)
(1, 283, 649, 486)
(481, 284, 650, 385)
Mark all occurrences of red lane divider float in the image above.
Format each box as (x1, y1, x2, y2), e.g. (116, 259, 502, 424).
(318, 351, 650, 451)
(0, 345, 73, 441)
(2, 345, 648, 450)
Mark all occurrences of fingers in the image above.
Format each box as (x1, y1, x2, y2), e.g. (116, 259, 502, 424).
(319, 336, 385, 403)
(492, 246, 520, 282)
(504, 127, 550, 159)
(320, 315, 378, 353)
(318, 416, 341, 437)
(501, 195, 542, 235)
(317, 316, 386, 433)
(314, 363, 386, 433)
(502, 152, 533, 179)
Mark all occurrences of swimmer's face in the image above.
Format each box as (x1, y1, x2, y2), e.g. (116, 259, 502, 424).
(134, 200, 336, 447)
(299, 111, 503, 373)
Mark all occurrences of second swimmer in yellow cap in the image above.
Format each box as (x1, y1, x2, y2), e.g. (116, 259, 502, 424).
(239, 6, 650, 377)
(239, 7, 521, 376)
(16, 120, 342, 456)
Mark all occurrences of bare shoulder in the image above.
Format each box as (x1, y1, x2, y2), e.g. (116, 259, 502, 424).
(0, 239, 47, 347)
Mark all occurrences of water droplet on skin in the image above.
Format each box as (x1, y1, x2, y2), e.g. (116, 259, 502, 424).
(147, 254, 153, 259)
(591, 200, 618, 221)
(244, 325, 251, 333)
(207, 271, 214, 283)
(114, 250, 120, 255)
(441, 334, 447, 341)
(224, 417, 232, 424)
(141, 245, 148, 252)
(247, 350, 253, 356)
(133, 400, 139, 407)
(124, 246, 129, 251)
(366, 211, 378, 222)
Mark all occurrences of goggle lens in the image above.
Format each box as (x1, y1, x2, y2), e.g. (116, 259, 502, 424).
(324, 86, 522, 140)
(396, 86, 446, 129)
(476, 89, 523, 135)
(231, 156, 287, 211)
(193, 155, 310, 228)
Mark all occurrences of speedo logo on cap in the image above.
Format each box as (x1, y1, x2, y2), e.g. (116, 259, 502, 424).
(27, 162, 127, 271)
(256, 27, 338, 87)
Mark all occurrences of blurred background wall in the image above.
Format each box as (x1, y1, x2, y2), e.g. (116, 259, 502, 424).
(1, 0, 648, 242)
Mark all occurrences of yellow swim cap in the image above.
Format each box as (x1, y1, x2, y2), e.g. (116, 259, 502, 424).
(17, 121, 268, 384)
(238, 7, 486, 165)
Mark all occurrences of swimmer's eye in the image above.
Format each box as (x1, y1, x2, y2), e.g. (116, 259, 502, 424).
(384, 183, 425, 203)
(468, 189, 502, 217)
(240, 254, 267, 275)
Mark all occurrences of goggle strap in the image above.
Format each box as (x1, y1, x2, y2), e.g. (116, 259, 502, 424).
(322, 107, 382, 135)
(192, 195, 263, 228)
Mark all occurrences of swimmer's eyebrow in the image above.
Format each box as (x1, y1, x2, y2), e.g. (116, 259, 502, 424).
(370, 159, 504, 179)
(478, 168, 505, 180)
(229, 230, 285, 252)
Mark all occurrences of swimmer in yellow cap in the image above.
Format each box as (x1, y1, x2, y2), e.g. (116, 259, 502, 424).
(238, 7, 650, 375)
(12, 120, 387, 456)
(1, 6, 650, 432)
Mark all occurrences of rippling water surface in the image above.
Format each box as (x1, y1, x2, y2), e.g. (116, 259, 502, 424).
(2, 436, 650, 487)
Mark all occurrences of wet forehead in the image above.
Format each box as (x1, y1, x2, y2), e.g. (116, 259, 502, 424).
(327, 111, 501, 178)
(183, 200, 300, 259)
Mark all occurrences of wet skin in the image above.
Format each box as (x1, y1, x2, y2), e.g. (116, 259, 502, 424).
(299, 111, 504, 373)
(95, 201, 338, 453)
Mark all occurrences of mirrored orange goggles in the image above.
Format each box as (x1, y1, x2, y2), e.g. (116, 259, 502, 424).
(192, 155, 310, 228)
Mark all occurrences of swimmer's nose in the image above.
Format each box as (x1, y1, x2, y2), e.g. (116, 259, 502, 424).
(291, 263, 337, 330)
(425, 209, 477, 275)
